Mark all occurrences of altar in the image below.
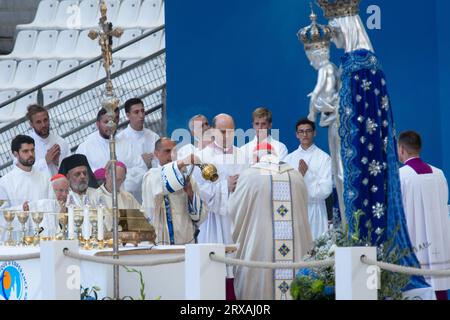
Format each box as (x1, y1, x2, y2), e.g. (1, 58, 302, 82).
(0, 242, 229, 300)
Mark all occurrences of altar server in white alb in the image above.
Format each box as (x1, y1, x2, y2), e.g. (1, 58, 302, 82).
(95, 160, 142, 232)
(76, 108, 148, 203)
(240, 107, 288, 165)
(177, 114, 211, 159)
(116, 98, 160, 204)
(142, 138, 206, 245)
(284, 118, 332, 240)
(229, 144, 312, 300)
(398, 131, 450, 301)
(0, 135, 51, 235)
(25, 104, 70, 177)
(116, 98, 160, 170)
(194, 114, 248, 245)
(192, 114, 248, 300)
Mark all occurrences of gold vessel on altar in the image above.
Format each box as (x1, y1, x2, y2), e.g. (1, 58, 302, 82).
(104, 209, 156, 247)
(105, 230, 156, 247)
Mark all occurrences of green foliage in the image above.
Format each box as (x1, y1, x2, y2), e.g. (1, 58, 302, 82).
(123, 266, 146, 300)
(291, 210, 424, 300)
(291, 275, 334, 300)
(101, 267, 161, 300)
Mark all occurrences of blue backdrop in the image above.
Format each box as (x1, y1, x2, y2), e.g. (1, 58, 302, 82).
(165, 0, 450, 178)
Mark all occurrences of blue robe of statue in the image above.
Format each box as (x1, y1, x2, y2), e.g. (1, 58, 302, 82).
(339, 49, 429, 290)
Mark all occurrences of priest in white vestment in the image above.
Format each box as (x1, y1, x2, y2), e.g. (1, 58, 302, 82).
(177, 114, 210, 159)
(398, 131, 450, 300)
(0, 135, 51, 238)
(142, 138, 206, 245)
(116, 98, 160, 170)
(25, 104, 70, 177)
(284, 118, 332, 240)
(95, 161, 142, 232)
(193, 114, 248, 245)
(193, 114, 249, 300)
(76, 108, 147, 203)
(240, 107, 288, 164)
(229, 149, 313, 300)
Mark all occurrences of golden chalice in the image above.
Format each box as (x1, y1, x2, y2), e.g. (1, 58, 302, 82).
(88, 209, 98, 249)
(58, 213, 69, 240)
(3, 210, 16, 246)
(73, 211, 84, 242)
(17, 211, 30, 245)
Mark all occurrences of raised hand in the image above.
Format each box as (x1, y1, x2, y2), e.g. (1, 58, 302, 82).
(142, 152, 155, 168)
(228, 174, 239, 193)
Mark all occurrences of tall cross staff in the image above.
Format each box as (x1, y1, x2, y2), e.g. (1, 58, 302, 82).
(88, 0, 123, 101)
(88, 0, 123, 300)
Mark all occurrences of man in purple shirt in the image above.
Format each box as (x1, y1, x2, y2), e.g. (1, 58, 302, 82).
(398, 131, 450, 300)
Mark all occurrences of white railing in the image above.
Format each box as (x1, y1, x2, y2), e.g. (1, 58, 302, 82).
(3, 242, 449, 300)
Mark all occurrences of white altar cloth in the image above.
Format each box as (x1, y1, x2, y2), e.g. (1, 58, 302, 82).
(0, 243, 185, 300)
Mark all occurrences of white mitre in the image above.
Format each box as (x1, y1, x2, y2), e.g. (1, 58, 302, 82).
(252, 154, 293, 174)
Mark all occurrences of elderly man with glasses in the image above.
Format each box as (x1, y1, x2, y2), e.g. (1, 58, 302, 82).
(284, 118, 332, 240)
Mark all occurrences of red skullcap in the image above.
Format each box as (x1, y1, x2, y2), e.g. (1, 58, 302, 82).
(50, 173, 66, 182)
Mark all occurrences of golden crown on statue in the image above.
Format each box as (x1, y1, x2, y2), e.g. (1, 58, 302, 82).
(298, 6, 332, 51)
(316, 0, 361, 19)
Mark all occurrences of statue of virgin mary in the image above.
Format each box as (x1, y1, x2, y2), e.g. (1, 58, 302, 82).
(317, 0, 433, 297)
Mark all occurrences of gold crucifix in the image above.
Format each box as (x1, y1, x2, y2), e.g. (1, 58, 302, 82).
(88, 0, 123, 98)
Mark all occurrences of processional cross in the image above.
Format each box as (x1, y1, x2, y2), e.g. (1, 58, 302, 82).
(88, 0, 123, 115)
(87, 0, 123, 300)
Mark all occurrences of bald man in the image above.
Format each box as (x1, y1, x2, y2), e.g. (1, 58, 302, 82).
(193, 114, 248, 244)
(193, 113, 249, 300)
(142, 138, 207, 245)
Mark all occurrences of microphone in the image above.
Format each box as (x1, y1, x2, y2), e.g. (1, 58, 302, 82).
(194, 228, 200, 244)
(35, 227, 44, 237)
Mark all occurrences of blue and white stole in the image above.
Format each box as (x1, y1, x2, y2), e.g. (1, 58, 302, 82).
(161, 162, 186, 245)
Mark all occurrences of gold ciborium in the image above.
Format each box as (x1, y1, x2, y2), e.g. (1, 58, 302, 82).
(3, 210, 16, 246)
(17, 211, 30, 245)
